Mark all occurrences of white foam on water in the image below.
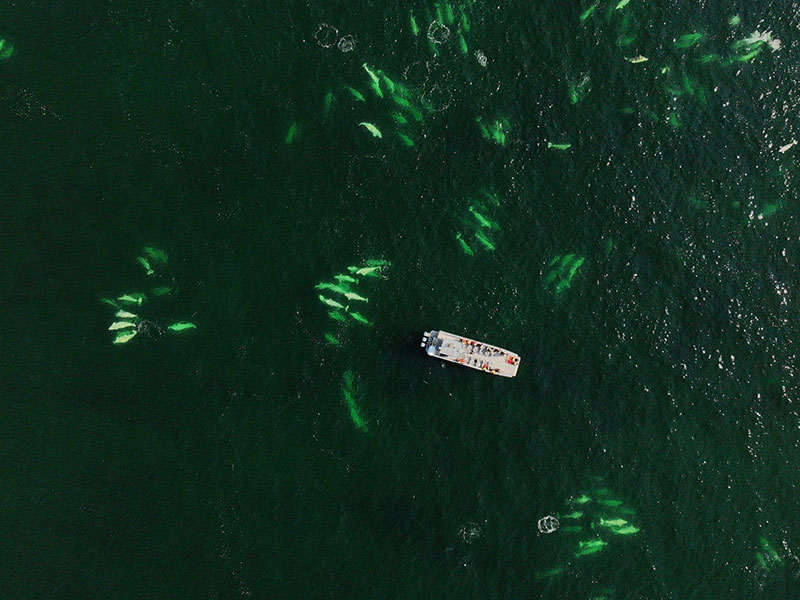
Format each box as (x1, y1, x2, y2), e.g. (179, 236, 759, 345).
(338, 35, 356, 52)
(314, 23, 338, 48)
(427, 21, 450, 44)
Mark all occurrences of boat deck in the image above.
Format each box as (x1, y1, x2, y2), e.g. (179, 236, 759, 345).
(422, 330, 520, 377)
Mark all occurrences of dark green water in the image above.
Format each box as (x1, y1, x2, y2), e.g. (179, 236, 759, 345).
(3, 1, 800, 598)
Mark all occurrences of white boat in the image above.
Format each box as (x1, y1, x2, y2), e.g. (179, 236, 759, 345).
(421, 330, 521, 377)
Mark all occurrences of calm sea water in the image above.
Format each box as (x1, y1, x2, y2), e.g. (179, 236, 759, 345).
(3, 1, 800, 598)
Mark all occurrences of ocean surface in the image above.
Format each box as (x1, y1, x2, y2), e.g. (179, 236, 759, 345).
(3, 1, 800, 598)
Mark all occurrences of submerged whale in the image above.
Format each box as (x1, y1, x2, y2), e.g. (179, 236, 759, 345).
(344, 292, 368, 302)
(359, 122, 383, 138)
(319, 295, 345, 309)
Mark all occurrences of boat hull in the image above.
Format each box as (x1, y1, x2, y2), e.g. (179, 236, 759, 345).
(421, 330, 521, 377)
